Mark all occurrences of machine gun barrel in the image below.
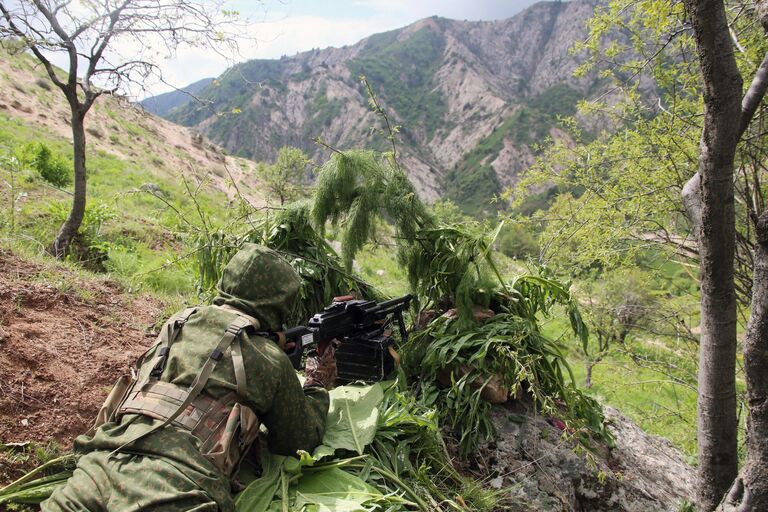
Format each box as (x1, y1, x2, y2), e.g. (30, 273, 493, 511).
(377, 294, 412, 310)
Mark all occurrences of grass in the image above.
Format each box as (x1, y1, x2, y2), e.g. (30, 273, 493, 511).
(0, 43, 710, 470)
(0, 107, 227, 300)
(568, 344, 698, 459)
(540, 304, 742, 463)
(355, 243, 409, 297)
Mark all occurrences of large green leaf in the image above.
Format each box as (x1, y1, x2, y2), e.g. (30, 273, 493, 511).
(314, 384, 385, 457)
(235, 452, 287, 512)
(293, 467, 381, 512)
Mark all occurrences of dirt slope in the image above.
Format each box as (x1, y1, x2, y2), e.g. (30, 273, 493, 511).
(0, 46, 266, 205)
(0, 250, 163, 452)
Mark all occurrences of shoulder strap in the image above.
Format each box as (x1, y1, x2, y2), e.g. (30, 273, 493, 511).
(147, 307, 198, 380)
(231, 333, 248, 397)
(110, 315, 250, 456)
(212, 305, 259, 398)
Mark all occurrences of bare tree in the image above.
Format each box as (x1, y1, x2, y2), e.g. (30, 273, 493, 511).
(681, 0, 768, 508)
(0, 0, 245, 256)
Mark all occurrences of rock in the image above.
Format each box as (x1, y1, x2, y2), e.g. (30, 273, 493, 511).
(149, 1, 613, 203)
(469, 403, 695, 511)
(437, 365, 510, 403)
(140, 183, 166, 196)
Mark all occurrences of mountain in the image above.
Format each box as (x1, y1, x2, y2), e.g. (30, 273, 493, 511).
(140, 77, 214, 117)
(145, 0, 602, 214)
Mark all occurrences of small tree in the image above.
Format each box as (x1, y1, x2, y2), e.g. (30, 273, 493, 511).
(0, 144, 31, 235)
(258, 146, 311, 206)
(581, 270, 656, 388)
(0, 0, 244, 257)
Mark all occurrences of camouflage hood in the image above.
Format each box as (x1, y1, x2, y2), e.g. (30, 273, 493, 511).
(213, 243, 301, 331)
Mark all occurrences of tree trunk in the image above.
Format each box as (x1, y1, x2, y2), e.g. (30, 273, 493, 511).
(584, 360, 593, 389)
(682, 0, 743, 508)
(719, 211, 768, 511)
(52, 109, 87, 257)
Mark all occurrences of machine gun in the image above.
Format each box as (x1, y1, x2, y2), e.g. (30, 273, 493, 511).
(264, 294, 412, 383)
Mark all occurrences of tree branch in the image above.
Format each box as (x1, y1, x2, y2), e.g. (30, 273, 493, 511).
(0, 3, 68, 91)
(683, 48, 768, 234)
(738, 51, 768, 138)
(30, 0, 78, 90)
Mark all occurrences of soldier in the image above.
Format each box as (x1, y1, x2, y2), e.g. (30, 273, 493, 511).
(42, 243, 336, 511)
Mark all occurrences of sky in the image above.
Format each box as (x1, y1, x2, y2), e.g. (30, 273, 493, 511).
(140, 0, 540, 98)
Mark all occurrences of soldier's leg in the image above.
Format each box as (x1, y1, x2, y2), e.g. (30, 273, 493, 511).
(104, 452, 222, 512)
(41, 451, 109, 512)
(42, 450, 222, 512)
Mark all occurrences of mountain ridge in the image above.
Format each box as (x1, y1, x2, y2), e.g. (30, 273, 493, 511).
(144, 0, 602, 213)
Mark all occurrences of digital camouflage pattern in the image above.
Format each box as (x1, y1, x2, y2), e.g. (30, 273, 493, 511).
(42, 244, 330, 512)
(212, 243, 302, 331)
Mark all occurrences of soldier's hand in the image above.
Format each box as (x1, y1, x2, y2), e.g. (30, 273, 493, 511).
(303, 343, 337, 390)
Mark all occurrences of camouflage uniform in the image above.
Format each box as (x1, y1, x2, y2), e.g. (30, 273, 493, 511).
(42, 244, 330, 512)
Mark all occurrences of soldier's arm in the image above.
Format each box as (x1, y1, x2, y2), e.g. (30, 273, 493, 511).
(259, 355, 330, 456)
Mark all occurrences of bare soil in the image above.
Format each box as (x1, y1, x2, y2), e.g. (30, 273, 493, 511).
(0, 250, 164, 483)
(0, 47, 266, 206)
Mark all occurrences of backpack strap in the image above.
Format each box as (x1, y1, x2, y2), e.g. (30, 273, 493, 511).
(231, 334, 248, 397)
(148, 307, 198, 380)
(213, 305, 260, 398)
(110, 315, 251, 456)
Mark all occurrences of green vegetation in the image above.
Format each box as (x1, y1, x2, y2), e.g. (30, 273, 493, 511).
(529, 84, 582, 119)
(303, 82, 343, 139)
(445, 85, 582, 216)
(497, 222, 539, 260)
(348, 26, 448, 139)
(2, 382, 505, 511)
(0, 19, 724, 509)
(0, 110, 229, 299)
(257, 146, 312, 205)
(168, 59, 287, 127)
(407, 275, 601, 457)
(444, 162, 500, 217)
(31, 143, 72, 187)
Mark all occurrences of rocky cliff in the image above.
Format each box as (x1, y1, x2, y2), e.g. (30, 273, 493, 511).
(145, 0, 602, 214)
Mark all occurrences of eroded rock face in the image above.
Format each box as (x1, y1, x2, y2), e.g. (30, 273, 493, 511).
(470, 404, 695, 511)
(149, 1, 610, 204)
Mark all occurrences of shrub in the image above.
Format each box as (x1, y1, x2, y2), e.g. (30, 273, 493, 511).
(48, 200, 117, 271)
(35, 78, 51, 90)
(498, 222, 540, 260)
(32, 143, 72, 187)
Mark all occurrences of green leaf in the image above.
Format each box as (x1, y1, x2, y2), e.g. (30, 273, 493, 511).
(315, 384, 385, 456)
(293, 467, 381, 512)
(235, 452, 287, 512)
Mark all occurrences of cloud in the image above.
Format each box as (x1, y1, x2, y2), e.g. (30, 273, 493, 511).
(91, 0, 542, 98)
(140, 13, 401, 97)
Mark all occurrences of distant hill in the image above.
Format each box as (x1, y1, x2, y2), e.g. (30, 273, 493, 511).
(140, 77, 214, 118)
(144, 0, 604, 214)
